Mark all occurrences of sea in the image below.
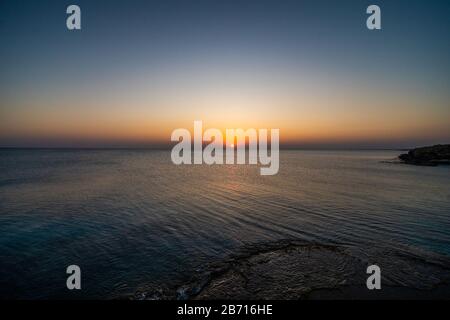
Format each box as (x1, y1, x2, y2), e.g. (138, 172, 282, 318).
(0, 149, 449, 299)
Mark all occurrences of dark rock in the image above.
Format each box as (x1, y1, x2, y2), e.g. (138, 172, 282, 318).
(398, 144, 450, 166)
(134, 240, 450, 300)
(190, 242, 450, 300)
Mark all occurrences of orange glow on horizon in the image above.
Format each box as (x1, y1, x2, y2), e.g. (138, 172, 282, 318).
(1, 79, 449, 146)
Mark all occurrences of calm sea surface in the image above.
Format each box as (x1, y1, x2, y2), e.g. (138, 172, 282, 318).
(1, 149, 449, 299)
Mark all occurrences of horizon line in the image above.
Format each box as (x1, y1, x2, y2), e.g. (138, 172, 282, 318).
(0, 146, 413, 151)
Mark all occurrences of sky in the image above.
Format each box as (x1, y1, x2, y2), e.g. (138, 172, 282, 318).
(0, 0, 449, 148)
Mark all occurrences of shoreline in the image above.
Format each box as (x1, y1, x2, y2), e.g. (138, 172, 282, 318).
(130, 240, 450, 300)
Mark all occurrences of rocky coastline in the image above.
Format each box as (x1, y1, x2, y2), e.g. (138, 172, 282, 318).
(130, 240, 450, 300)
(399, 144, 450, 166)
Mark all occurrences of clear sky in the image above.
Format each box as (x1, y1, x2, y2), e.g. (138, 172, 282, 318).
(1, 0, 449, 148)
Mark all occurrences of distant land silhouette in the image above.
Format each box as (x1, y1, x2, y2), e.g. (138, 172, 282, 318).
(399, 144, 450, 166)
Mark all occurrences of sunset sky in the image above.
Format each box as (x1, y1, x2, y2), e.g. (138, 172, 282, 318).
(1, 0, 449, 148)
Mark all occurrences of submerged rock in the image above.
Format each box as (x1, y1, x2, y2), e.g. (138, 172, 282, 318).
(399, 144, 450, 166)
(133, 240, 450, 300)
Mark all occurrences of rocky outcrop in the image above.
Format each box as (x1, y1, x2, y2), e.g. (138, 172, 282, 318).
(130, 240, 450, 300)
(399, 144, 450, 166)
